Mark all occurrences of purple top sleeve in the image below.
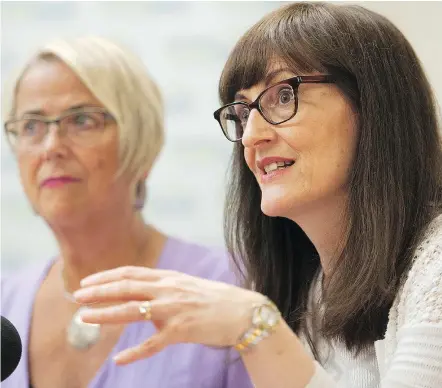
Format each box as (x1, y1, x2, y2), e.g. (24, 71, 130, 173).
(1, 237, 254, 388)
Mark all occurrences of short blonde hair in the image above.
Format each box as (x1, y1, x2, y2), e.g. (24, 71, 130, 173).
(7, 36, 164, 180)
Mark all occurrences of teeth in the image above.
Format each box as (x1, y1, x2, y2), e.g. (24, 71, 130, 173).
(263, 161, 294, 174)
(264, 163, 279, 173)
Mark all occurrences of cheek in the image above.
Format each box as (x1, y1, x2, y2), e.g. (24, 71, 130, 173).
(80, 147, 119, 191)
(310, 130, 357, 193)
(17, 154, 39, 198)
(243, 148, 255, 173)
(287, 118, 357, 196)
(95, 155, 109, 172)
(330, 119, 357, 173)
(81, 132, 120, 183)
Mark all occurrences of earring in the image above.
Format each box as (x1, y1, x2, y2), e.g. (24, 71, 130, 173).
(134, 181, 146, 211)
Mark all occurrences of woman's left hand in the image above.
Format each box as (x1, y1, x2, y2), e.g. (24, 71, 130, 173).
(73, 266, 265, 365)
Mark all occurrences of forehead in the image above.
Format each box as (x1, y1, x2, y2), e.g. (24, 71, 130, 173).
(234, 60, 296, 100)
(14, 59, 101, 116)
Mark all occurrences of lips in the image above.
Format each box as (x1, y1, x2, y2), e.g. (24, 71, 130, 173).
(40, 176, 81, 188)
(257, 157, 296, 175)
(263, 161, 295, 174)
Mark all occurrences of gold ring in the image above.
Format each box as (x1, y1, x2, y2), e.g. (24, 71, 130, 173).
(139, 301, 152, 321)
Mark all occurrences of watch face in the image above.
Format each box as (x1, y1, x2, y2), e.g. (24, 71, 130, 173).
(252, 303, 280, 329)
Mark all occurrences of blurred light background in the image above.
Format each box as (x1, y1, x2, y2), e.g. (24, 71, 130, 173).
(2, 1, 442, 271)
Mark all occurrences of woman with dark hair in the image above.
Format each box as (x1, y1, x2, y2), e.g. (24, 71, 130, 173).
(72, 3, 442, 387)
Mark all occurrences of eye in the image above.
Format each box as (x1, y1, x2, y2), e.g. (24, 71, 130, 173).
(71, 113, 96, 127)
(21, 119, 44, 136)
(234, 105, 250, 124)
(24, 120, 38, 133)
(278, 88, 294, 105)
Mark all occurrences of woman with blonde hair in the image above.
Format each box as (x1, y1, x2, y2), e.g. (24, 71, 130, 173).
(1, 36, 251, 387)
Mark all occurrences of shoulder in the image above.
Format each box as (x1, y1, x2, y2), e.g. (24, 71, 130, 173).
(396, 214, 442, 326)
(1, 260, 52, 316)
(159, 236, 242, 286)
(382, 215, 442, 387)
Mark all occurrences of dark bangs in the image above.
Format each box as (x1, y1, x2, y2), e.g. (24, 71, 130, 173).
(219, 4, 336, 105)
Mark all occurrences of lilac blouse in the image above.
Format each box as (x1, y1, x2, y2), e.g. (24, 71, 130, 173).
(1, 237, 253, 387)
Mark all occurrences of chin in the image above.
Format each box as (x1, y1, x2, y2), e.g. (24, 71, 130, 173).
(259, 187, 312, 220)
(38, 202, 85, 225)
(260, 194, 292, 218)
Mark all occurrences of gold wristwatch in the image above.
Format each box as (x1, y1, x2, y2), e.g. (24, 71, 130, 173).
(234, 297, 282, 353)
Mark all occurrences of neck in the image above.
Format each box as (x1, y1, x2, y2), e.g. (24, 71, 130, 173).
(290, 193, 349, 277)
(50, 208, 164, 295)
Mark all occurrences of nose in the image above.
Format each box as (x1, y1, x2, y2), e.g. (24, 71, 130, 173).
(241, 109, 276, 148)
(40, 122, 68, 158)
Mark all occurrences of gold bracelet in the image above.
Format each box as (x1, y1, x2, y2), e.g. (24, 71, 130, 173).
(235, 327, 267, 353)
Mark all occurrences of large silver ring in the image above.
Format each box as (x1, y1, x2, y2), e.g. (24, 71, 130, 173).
(139, 301, 152, 321)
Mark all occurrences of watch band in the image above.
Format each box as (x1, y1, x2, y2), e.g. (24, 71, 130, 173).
(234, 297, 282, 353)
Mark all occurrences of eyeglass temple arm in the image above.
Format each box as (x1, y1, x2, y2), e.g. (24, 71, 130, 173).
(296, 75, 335, 83)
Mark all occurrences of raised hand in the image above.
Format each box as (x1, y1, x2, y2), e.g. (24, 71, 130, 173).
(73, 266, 265, 365)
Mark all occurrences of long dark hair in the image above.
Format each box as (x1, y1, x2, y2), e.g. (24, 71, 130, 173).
(219, 2, 442, 354)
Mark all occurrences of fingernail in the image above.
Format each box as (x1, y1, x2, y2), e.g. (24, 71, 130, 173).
(78, 309, 92, 319)
(72, 289, 88, 299)
(113, 352, 127, 364)
(80, 275, 100, 287)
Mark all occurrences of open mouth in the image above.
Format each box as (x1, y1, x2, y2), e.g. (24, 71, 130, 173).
(263, 161, 295, 174)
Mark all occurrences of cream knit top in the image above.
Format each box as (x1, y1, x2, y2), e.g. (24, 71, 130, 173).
(304, 213, 442, 388)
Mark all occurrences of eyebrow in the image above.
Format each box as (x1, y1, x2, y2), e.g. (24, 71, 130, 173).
(234, 67, 294, 101)
(20, 104, 103, 117)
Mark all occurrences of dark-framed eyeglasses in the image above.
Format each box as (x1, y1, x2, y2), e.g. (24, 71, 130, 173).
(4, 107, 115, 152)
(213, 75, 335, 142)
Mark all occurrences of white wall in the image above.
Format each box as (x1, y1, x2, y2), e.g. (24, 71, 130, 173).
(1, 1, 441, 270)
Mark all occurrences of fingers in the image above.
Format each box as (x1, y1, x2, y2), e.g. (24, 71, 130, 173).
(113, 325, 177, 365)
(73, 279, 157, 303)
(79, 299, 181, 325)
(80, 266, 178, 287)
(79, 301, 151, 324)
(113, 339, 162, 365)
